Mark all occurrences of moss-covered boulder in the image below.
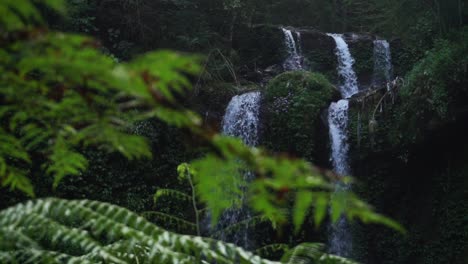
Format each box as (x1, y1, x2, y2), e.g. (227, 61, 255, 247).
(260, 71, 338, 164)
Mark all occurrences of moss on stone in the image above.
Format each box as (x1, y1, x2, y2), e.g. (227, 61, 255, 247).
(304, 49, 338, 83)
(261, 71, 338, 164)
(299, 30, 338, 83)
(348, 39, 374, 88)
(233, 24, 287, 69)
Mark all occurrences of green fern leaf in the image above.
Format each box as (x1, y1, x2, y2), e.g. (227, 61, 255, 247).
(281, 243, 359, 264)
(142, 211, 197, 234)
(154, 188, 193, 205)
(0, 198, 279, 264)
(255, 244, 290, 260)
(44, 137, 88, 189)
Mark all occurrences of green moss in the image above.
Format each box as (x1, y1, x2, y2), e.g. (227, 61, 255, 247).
(348, 39, 374, 86)
(347, 33, 468, 160)
(348, 33, 468, 264)
(304, 49, 338, 83)
(261, 71, 337, 163)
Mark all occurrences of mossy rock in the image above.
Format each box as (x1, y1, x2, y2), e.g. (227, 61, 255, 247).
(347, 35, 468, 161)
(190, 82, 238, 130)
(299, 29, 338, 83)
(347, 36, 374, 89)
(261, 71, 338, 164)
(233, 24, 287, 70)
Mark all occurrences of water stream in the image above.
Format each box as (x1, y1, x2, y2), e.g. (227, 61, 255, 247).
(372, 39, 393, 87)
(282, 27, 304, 71)
(327, 33, 359, 257)
(214, 91, 261, 248)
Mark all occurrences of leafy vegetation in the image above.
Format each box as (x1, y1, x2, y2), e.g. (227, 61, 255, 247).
(3, 0, 466, 263)
(262, 71, 337, 164)
(0, 198, 276, 263)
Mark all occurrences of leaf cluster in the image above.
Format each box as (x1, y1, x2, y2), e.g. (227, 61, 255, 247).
(0, 1, 201, 195)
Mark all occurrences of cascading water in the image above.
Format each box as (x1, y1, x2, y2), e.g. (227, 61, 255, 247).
(372, 39, 393, 86)
(214, 91, 261, 248)
(282, 27, 303, 71)
(327, 100, 353, 257)
(326, 33, 359, 257)
(327, 33, 359, 97)
(222, 91, 261, 147)
(328, 100, 351, 176)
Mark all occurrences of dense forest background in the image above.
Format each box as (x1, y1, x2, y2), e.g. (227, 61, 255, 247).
(1, 0, 467, 263)
(57, 0, 464, 58)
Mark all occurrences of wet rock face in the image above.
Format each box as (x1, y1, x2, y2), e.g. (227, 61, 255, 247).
(233, 24, 287, 70)
(190, 83, 237, 131)
(233, 25, 383, 87)
(346, 35, 375, 90)
(260, 71, 338, 165)
(298, 29, 338, 82)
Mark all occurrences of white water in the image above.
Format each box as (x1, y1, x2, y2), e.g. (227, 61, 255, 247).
(328, 100, 351, 176)
(372, 39, 393, 86)
(327, 33, 359, 98)
(327, 33, 359, 257)
(222, 91, 261, 147)
(215, 91, 261, 248)
(282, 28, 303, 71)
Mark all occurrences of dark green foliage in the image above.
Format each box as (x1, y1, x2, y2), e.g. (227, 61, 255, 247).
(0, 1, 427, 263)
(262, 71, 338, 164)
(233, 25, 287, 69)
(401, 34, 468, 121)
(281, 243, 358, 264)
(0, 0, 207, 195)
(347, 38, 375, 87)
(347, 30, 468, 156)
(0, 198, 279, 263)
(345, 30, 468, 264)
(351, 120, 468, 264)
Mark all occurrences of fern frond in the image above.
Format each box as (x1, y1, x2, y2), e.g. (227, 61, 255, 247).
(0, 198, 279, 264)
(0, 0, 65, 31)
(126, 51, 202, 102)
(44, 137, 88, 189)
(19, 123, 53, 151)
(0, 131, 31, 163)
(1, 168, 34, 197)
(281, 243, 359, 264)
(255, 244, 290, 259)
(154, 188, 193, 205)
(142, 211, 197, 234)
(76, 122, 152, 160)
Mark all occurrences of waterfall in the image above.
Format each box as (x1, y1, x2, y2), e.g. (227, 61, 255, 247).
(327, 33, 359, 98)
(328, 100, 353, 257)
(372, 39, 393, 86)
(328, 100, 351, 176)
(222, 91, 261, 147)
(327, 33, 359, 257)
(282, 27, 303, 71)
(214, 91, 261, 248)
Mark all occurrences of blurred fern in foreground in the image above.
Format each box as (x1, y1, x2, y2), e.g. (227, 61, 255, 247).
(0, 198, 356, 264)
(0, 198, 274, 263)
(0, 0, 201, 195)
